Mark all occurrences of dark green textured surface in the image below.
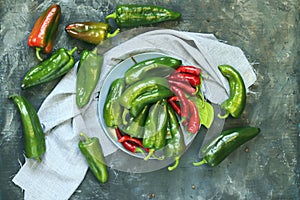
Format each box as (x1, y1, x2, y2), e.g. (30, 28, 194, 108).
(0, 0, 299, 199)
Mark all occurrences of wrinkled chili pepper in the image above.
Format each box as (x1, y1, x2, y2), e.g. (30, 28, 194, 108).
(103, 78, 125, 127)
(168, 96, 181, 116)
(78, 132, 108, 183)
(9, 94, 46, 161)
(115, 127, 147, 154)
(105, 4, 181, 27)
(168, 79, 196, 95)
(186, 99, 200, 134)
(28, 4, 61, 61)
(169, 85, 189, 121)
(176, 65, 201, 76)
(21, 47, 77, 89)
(118, 135, 149, 153)
(76, 49, 103, 108)
(169, 72, 201, 87)
(65, 22, 119, 45)
(119, 77, 170, 109)
(193, 127, 260, 167)
(218, 65, 246, 119)
(124, 56, 182, 85)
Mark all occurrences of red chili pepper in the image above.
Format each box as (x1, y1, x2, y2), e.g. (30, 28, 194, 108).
(169, 85, 190, 121)
(168, 97, 181, 116)
(28, 4, 61, 61)
(176, 65, 201, 76)
(115, 128, 149, 153)
(187, 99, 200, 134)
(118, 135, 144, 148)
(169, 72, 201, 87)
(168, 79, 196, 95)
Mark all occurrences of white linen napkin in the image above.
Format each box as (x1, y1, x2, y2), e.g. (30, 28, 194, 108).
(12, 29, 257, 200)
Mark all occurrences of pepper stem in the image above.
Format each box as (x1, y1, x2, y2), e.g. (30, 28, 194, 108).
(135, 147, 147, 157)
(168, 156, 180, 171)
(79, 132, 91, 142)
(67, 47, 77, 56)
(218, 111, 230, 119)
(36, 156, 42, 162)
(193, 159, 207, 166)
(107, 28, 120, 39)
(105, 12, 117, 20)
(35, 48, 43, 61)
(144, 149, 154, 161)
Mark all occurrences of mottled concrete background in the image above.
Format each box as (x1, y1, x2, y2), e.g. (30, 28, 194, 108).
(0, 0, 299, 199)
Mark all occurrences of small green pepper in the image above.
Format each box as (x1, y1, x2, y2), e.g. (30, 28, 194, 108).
(21, 47, 77, 89)
(121, 105, 149, 138)
(78, 133, 108, 183)
(124, 56, 182, 85)
(119, 77, 170, 109)
(103, 78, 125, 127)
(65, 22, 119, 45)
(76, 49, 103, 108)
(165, 104, 186, 171)
(143, 99, 168, 160)
(9, 94, 46, 161)
(130, 86, 173, 117)
(218, 65, 246, 119)
(193, 127, 260, 167)
(106, 4, 181, 27)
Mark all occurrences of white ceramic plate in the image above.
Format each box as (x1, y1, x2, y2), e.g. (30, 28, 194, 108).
(98, 52, 198, 159)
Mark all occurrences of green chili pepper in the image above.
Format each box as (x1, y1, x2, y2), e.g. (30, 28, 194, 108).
(78, 133, 108, 183)
(143, 99, 168, 160)
(121, 105, 149, 138)
(103, 78, 125, 127)
(193, 127, 260, 167)
(119, 77, 170, 109)
(65, 22, 120, 45)
(125, 56, 182, 85)
(165, 104, 186, 171)
(106, 4, 181, 27)
(21, 47, 77, 89)
(9, 94, 46, 161)
(218, 65, 246, 119)
(76, 49, 103, 108)
(130, 86, 173, 117)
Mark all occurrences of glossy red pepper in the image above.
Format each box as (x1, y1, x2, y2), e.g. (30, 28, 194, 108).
(28, 4, 61, 61)
(168, 79, 196, 95)
(187, 99, 200, 134)
(176, 65, 201, 76)
(169, 85, 190, 121)
(169, 72, 201, 87)
(115, 128, 148, 153)
(168, 96, 181, 116)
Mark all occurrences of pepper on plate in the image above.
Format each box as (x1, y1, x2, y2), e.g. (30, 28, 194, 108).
(28, 4, 61, 61)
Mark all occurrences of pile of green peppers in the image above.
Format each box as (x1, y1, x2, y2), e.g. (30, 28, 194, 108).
(103, 56, 209, 171)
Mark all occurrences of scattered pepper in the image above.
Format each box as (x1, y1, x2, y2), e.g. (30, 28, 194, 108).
(21, 47, 77, 89)
(28, 4, 61, 61)
(9, 94, 46, 161)
(78, 132, 108, 183)
(106, 4, 181, 27)
(65, 22, 119, 45)
(76, 49, 103, 108)
(218, 65, 246, 119)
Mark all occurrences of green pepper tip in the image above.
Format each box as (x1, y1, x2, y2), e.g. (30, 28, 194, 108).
(105, 12, 117, 20)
